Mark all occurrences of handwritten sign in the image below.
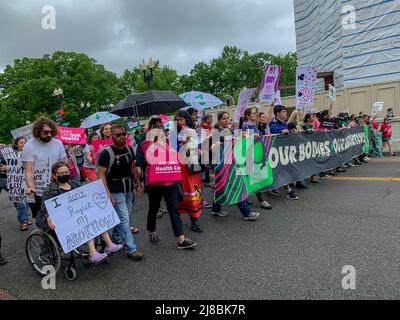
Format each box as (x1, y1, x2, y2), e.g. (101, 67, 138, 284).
(0, 147, 35, 203)
(329, 84, 336, 101)
(44, 180, 120, 254)
(34, 158, 51, 197)
(56, 127, 86, 145)
(296, 66, 318, 109)
(11, 124, 33, 140)
(259, 65, 281, 103)
(372, 101, 384, 116)
(235, 88, 257, 121)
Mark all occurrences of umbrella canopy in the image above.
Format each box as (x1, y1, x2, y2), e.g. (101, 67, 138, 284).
(110, 90, 188, 117)
(179, 91, 223, 110)
(80, 112, 121, 129)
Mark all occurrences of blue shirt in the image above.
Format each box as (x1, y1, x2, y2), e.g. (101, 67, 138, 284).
(269, 119, 288, 134)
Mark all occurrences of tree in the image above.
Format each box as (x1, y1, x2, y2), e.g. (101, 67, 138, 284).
(0, 51, 122, 142)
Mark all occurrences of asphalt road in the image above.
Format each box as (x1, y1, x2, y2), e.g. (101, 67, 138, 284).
(1, 157, 400, 300)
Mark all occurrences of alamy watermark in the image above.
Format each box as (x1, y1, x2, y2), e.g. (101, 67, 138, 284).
(41, 5, 56, 30)
(41, 265, 56, 290)
(342, 265, 356, 290)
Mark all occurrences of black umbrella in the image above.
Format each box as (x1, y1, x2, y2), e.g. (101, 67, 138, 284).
(110, 90, 188, 117)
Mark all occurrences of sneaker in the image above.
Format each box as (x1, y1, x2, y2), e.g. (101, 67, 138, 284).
(269, 190, 279, 196)
(347, 163, 355, 167)
(0, 253, 7, 266)
(286, 191, 299, 200)
(243, 212, 259, 221)
(156, 210, 163, 219)
(202, 201, 212, 209)
(336, 167, 346, 173)
(364, 157, 371, 161)
(211, 210, 229, 217)
(127, 251, 144, 261)
(89, 252, 108, 264)
(191, 221, 203, 233)
(177, 238, 197, 250)
(149, 232, 161, 243)
(360, 158, 368, 163)
(260, 201, 272, 210)
(104, 243, 123, 255)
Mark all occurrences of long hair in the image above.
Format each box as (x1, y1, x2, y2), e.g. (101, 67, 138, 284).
(32, 117, 58, 139)
(175, 110, 194, 129)
(12, 136, 27, 150)
(50, 161, 69, 182)
(87, 132, 99, 145)
(100, 123, 112, 140)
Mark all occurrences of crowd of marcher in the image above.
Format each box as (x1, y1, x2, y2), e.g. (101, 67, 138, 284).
(0, 104, 395, 266)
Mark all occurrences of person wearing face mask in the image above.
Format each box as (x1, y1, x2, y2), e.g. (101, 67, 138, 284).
(22, 117, 67, 220)
(36, 161, 123, 264)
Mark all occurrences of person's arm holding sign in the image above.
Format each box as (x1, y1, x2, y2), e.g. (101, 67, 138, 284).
(97, 165, 116, 206)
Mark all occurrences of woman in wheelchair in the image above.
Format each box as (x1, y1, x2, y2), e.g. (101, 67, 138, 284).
(36, 161, 123, 264)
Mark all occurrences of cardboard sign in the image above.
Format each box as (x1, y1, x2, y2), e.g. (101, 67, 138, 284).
(296, 66, 318, 109)
(0, 147, 35, 203)
(45, 180, 120, 254)
(11, 124, 33, 140)
(329, 84, 336, 101)
(34, 158, 51, 197)
(259, 65, 281, 103)
(56, 127, 87, 145)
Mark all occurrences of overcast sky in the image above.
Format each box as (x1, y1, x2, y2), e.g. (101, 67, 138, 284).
(0, 0, 296, 75)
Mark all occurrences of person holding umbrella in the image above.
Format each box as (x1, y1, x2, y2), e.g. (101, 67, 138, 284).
(175, 110, 203, 233)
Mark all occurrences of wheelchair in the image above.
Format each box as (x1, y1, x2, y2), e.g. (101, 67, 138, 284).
(26, 229, 106, 281)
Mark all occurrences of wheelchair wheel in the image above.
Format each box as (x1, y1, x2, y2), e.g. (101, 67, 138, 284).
(26, 230, 61, 277)
(64, 266, 77, 281)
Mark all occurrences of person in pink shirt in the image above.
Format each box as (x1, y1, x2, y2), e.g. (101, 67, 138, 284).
(381, 118, 395, 156)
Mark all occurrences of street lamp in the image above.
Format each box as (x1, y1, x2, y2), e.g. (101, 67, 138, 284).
(140, 58, 156, 89)
(80, 102, 91, 118)
(53, 87, 65, 125)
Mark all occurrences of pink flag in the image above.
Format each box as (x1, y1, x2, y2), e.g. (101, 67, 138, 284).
(56, 127, 86, 145)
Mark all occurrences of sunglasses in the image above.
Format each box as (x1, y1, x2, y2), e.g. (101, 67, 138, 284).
(115, 132, 127, 138)
(41, 130, 53, 136)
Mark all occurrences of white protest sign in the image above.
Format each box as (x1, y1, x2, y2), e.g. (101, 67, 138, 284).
(276, 90, 282, 105)
(259, 65, 281, 103)
(329, 84, 336, 101)
(44, 180, 120, 254)
(296, 66, 318, 109)
(372, 101, 384, 116)
(11, 124, 33, 140)
(34, 158, 51, 197)
(0, 147, 35, 203)
(235, 88, 257, 121)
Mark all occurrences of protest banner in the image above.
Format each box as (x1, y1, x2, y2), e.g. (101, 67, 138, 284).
(0, 147, 35, 203)
(372, 101, 384, 116)
(34, 158, 52, 197)
(276, 90, 282, 105)
(329, 84, 336, 101)
(56, 127, 86, 145)
(44, 180, 120, 254)
(91, 140, 113, 162)
(259, 65, 281, 103)
(235, 88, 257, 121)
(214, 126, 371, 205)
(11, 124, 33, 140)
(296, 66, 318, 109)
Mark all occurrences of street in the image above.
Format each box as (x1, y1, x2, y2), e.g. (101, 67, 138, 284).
(1, 157, 400, 300)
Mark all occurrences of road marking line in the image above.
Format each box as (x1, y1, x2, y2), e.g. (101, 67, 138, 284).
(330, 177, 400, 182)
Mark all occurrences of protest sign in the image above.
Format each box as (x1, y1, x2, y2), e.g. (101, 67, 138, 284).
(11, 124, 33, 140)
(91, 140, 113, 163)
(0, 147, 35, 203)
(34, 158, 51, 197)
(329, 84, 336, 101)
(235, 88, 257, 121)
(372, 101, 384, 116)
(259, 65, 281, 103)
(296, 66, 318, 109)
(276, 90, 282, 105)
(56, 127, 86, 145)
(44, 180, 120, 254)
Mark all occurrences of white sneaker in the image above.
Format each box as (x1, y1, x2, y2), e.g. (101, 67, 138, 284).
(243, 212, 259, 220)
(260, 201, 272, 210)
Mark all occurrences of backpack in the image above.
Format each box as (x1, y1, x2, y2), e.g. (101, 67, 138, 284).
(96, 145, 134, 175)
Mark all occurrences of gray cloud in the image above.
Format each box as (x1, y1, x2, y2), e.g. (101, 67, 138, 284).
(0, 0, 296, 75)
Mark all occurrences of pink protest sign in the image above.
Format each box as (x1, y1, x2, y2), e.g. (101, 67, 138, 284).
(56, 127, 86, 145)
(259, 65, 281, 103)
(91, 140, 113, 162)
(235, 88, 257, 121)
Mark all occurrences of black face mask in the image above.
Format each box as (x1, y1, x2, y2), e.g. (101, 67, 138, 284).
(57, 175, 70, 184)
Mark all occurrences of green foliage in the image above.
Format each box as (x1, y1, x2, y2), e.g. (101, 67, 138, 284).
(0, 47, 297, 142)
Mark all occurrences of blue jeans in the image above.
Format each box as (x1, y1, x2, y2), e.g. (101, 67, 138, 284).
(111, 193, 137, 255)
(212, 200, 251, 217)
(14, 202, 30, 224)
